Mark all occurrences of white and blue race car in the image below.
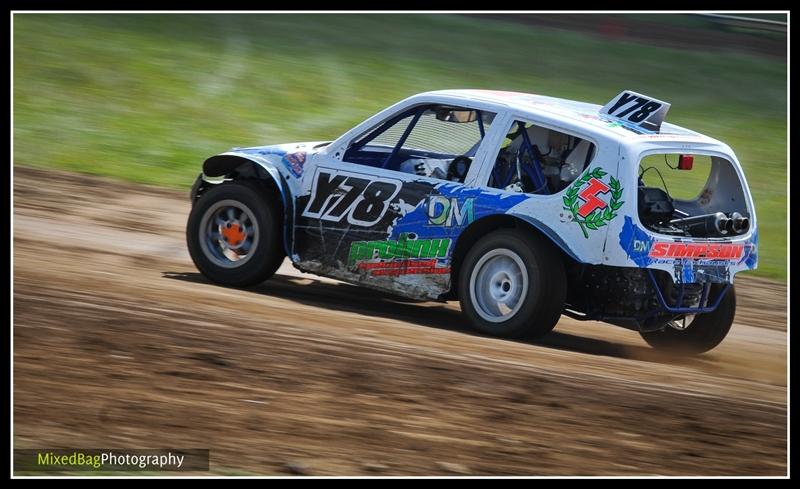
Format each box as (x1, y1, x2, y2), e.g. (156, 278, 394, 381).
(186, 89, 757, 354)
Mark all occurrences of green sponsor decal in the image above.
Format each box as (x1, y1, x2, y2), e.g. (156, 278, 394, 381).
(348, 233, 451, 265)
(562, 167, 624, 239)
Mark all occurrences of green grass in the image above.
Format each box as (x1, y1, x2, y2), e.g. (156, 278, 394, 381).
(13, 14, 787, 279)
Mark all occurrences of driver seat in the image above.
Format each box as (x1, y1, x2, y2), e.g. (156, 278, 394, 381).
(564, 140, 593, 169)
(506, 125, 550, 155)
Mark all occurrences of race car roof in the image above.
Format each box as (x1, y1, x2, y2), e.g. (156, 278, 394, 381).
(420, 89, 721, 145)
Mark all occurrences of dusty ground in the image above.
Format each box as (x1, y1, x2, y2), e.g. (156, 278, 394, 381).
(13, 167, 787, 476)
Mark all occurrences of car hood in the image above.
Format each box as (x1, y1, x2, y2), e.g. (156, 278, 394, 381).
(234, 141, 331, 155)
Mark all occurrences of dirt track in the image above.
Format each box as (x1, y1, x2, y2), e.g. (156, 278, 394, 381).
(13, 167, 787, 476)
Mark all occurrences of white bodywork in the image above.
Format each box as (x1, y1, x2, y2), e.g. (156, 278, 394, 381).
(310, 89, 757, 283)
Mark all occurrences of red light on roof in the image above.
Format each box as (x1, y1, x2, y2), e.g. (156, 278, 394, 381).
(678, 155, 694, 170)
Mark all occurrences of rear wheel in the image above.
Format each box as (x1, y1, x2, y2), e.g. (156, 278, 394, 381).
(186, 180, 284, 287)
(458, 229, 566, 339)
(640, 284, 736, 355)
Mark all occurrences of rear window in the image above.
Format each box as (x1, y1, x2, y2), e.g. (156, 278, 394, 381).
(639, 154, 712, 200)
(636, 152, 750, 238)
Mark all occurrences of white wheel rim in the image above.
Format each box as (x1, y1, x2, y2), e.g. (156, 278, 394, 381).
(469, 248, 529, 323)
(198, 199, 260, 269)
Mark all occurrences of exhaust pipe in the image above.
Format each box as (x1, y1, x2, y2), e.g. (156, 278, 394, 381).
(723, 216, 734, 234)
(738, 217, 750, 233)
(729, 212, 750, 234)
(670, 212, 730, 237)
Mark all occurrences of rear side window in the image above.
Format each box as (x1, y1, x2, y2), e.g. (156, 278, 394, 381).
(488, 120, 596, 194)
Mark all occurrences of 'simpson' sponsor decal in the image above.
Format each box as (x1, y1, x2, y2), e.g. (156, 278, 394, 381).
(649, 242, 745, 260)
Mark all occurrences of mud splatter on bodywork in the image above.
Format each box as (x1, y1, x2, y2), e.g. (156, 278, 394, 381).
(293, 175, 530, 299)
(618, 215, 757, 284)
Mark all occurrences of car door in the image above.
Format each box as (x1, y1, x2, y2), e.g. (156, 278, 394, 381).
(291, 103, 501, 299)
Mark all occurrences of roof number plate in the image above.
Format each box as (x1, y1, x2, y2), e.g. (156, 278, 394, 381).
(600, 90, 671, 132)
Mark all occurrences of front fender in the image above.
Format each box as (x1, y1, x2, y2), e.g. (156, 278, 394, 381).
(198, 152, 294, 258)
(203, 152, 284, 182)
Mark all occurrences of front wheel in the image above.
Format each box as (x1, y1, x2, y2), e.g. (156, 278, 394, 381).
(186, 180, 284, 287)
(639, 284, 736, 355)
(458, 229, 566, 339)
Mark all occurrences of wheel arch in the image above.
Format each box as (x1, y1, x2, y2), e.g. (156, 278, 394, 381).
(448, 213, 579, 297)
(194, 154, 293, 257)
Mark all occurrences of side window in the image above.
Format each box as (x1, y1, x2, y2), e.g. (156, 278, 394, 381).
(489, 120, 595, 194)
(343, 104, 496, 183)
(366, 114, 414, 150)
